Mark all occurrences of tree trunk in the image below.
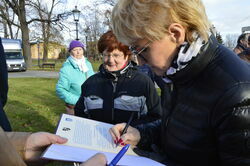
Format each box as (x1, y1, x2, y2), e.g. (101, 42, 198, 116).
(43, 21, 52, 62)
(21, 25, 32, 68)
(43, 36, 49, 62)
(19, 0, 32, 68)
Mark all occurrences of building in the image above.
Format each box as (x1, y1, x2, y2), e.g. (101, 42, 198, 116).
(30, 41, 66, 60)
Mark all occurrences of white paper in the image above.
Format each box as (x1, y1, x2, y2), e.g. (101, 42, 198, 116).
(43, 144, 164, 166)
(42, 114, 164, 166)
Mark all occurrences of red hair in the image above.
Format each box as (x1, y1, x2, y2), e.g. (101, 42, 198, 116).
(98, 30, 132, 59)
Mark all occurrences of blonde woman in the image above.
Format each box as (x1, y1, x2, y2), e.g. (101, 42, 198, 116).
(110, 0, 250, 165)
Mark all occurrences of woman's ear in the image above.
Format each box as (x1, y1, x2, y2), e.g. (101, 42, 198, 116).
(168, 23, 185, 45)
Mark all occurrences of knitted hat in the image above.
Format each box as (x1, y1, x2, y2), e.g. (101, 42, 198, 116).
(68, 40, 84, 51)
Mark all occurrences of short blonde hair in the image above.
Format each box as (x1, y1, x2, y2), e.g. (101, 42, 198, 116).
(112, 0, 211, 45)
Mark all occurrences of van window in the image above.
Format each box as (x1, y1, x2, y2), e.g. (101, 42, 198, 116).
(5, 52, 23, 59)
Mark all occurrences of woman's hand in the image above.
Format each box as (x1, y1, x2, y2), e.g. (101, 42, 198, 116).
(109, 123, 141, 146)
(24, 132, 67, 163)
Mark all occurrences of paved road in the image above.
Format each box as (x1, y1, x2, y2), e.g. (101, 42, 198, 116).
(8, 70, 160, 88)
(8, 70, 59, 78)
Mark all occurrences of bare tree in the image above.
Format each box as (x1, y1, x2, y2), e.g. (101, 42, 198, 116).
(2, 0, 62, 67)
(31, 0, 61, 62)
(97, 0, 117, 6)
(2, 0, 33, 67)
(224, 34, 239, 50)
(0, 1, 19, 39)
(94, 0, 116, 29)
(81, 3, 109, 61)
(103, 10, 111, 29)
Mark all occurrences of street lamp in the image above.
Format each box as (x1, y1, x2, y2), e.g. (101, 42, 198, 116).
(72, 6, 81, 40)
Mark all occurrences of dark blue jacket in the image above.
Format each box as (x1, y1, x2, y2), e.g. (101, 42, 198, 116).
(136, 35, 250, 166)
(75, 62, 162, 126)
(0, 38, 11, 131)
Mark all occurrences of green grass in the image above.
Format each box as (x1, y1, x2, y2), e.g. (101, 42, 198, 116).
(5, 78, 64, 132)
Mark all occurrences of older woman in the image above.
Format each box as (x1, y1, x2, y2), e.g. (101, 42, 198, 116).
(75, 30, 161, 126)
(110, 0, 250, 166)
(56, 40, 94, 115)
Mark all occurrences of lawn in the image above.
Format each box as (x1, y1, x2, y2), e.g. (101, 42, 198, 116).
(5, 59, 100, 132)
(5, 77, 64, 133)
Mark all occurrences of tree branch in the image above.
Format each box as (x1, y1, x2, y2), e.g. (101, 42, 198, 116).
(3, 0, 18, 15)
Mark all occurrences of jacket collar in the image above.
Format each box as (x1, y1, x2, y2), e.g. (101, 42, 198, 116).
(67, 56, 80, 69)
(99, 61, 137, 80)
(167, 34, 219, 85)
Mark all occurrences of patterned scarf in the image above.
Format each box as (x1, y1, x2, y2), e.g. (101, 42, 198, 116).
(163, 34, 206, 83)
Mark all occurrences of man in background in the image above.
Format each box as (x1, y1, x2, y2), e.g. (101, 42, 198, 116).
(234, 33, 250, 62)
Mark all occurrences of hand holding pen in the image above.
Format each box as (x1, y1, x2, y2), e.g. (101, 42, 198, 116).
(115, 112, 134, 147)
(109, 113, 141, 147)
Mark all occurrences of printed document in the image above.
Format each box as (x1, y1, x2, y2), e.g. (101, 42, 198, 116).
(42, 114, 164, 166)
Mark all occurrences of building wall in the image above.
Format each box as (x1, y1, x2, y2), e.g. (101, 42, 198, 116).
(30, 42, 66, 59)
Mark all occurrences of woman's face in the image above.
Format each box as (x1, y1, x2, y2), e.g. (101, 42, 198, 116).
(71, 47, 84, 59)
(103, 49, 129, 72)
(131, 34, 179, 76)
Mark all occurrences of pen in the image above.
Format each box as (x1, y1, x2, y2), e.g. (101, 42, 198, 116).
(108, 144, 130, 166)
(116, 112, 135, 147)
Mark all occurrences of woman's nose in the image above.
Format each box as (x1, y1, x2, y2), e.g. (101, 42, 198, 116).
(108, 55, 115, 62)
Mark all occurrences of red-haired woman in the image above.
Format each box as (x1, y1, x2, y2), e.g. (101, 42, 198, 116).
(75, 30, 161, 126)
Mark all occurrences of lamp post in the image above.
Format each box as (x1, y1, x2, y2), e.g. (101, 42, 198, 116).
(72, 6, 80, 40)
(37, 39, 40, 68)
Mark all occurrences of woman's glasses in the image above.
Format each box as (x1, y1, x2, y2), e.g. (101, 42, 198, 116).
(103, 53, 123, 59)
(129, 42, 150, 62)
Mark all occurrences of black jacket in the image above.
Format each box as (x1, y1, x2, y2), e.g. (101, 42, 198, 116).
(136, 35, 250, 166)
(0, 38, 11, 131)
(75, 62, 161, 126)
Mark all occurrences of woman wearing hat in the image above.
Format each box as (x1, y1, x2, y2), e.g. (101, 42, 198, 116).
(56, 40, 94, 115)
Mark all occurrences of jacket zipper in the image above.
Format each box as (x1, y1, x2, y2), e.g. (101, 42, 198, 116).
(111, 81, 117, 123)
(165, 83, 176, 129)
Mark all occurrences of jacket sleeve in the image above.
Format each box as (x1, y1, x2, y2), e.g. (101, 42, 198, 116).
(212, 84, 250, 166)
(74, 83, 88, 118)
(0, 38, 12, 131)
(0, 38, 8, 107)
(135, 119, 162, 151)
(56, 67, 79, 105)
(0, 127, 30, 166)
(144, 77, 162, 121)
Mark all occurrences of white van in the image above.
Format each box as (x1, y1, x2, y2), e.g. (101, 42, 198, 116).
(2, 38, 27, 71)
